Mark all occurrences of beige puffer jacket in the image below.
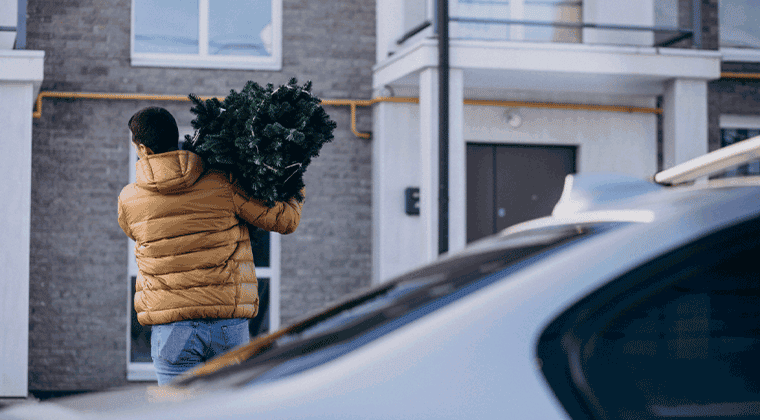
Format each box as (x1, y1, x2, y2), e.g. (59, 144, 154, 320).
(117, 150, 303, 326)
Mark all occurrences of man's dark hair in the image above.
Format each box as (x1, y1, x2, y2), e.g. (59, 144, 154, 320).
(128, 107, 179, 154)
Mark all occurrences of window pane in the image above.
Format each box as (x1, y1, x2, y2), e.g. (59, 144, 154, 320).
(249, 226, 270, 267)
(130, 276, 152, 363)
(587, 240, 760, 418)
(720, 0, 760, 49)
(720, 128, 760, 177)
(134, 0, 199, 54)
(209, 0, 272, 56)
(249, 278, 270, 337)
(545, 218, 760, 419)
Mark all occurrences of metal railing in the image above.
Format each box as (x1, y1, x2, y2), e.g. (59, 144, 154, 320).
(398, 18, 695, 48)
(450, 17, 694, 48)
(397, 0, 703, 49)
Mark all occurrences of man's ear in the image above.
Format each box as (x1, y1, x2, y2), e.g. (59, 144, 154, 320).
(138, 144, 154, 156)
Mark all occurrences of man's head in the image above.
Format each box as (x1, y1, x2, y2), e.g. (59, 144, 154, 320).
(128, 107, 179, 155)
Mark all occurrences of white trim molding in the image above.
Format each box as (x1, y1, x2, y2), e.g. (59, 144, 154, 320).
(721, 48, 760, 63)
(720, 114, 760, 130)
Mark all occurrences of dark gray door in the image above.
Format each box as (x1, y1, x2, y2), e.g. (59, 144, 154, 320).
(467, 143, 576, 243)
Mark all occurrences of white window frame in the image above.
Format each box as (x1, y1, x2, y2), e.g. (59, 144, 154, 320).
(126, 129, 282, 381)
(130, 0, 283, 71)
(721, 48, 760, 63)
(720, 114, 760, 131)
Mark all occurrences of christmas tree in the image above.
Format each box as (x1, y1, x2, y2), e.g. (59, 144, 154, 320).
(186, 78, 336, 206)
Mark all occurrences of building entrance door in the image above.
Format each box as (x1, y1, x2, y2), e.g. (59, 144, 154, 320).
(466, 143, 576, 243)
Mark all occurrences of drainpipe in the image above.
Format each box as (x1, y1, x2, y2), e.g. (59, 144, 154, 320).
(437, 0, 449, 255)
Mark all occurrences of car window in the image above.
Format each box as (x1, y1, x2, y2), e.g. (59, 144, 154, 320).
(177, 222, 627, 388)
(538, 216, 760, 420)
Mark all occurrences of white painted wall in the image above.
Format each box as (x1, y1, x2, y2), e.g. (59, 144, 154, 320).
(662, 78, 709, 168)
(372, 101, 424, 284)
(463, 105, 658, 177)
(373, 100, 658, 284)
(0, 50, 44, 397)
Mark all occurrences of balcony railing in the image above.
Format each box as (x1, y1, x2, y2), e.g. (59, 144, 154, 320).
(398, 19, 694, 48)
(450, 17, 694, 47)
(397, 0, 702, 49)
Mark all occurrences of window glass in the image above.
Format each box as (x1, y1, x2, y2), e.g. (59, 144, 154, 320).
(720, 0, 760, 49)
(539, 217, 760, 419)
(249, 227, 271, 268)
(452, 0, 580, 42)
(130, 275, 151, 363)
(454, 0, 510, 41)
(720, 128, 760, 176)
(523, 0, 581, 43)
(249, 278, 270, 337)
(209, 0, 272, 56)
(134, 0, 199, 54)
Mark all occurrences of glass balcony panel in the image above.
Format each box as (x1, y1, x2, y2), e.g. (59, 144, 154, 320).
(524, 1, 581, 43)
(404, 0, 429, 34)
(453, 0, 510, 40)
(209, 0, 272, 56)
(134, 0, 199, 54)
(720, 0, 760, 49)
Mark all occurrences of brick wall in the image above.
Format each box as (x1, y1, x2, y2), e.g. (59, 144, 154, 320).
(26, 0, 375, 391)
(709, 68, 760, 152)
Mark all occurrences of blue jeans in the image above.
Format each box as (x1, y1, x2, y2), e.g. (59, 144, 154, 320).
(151, 318, 250, 386)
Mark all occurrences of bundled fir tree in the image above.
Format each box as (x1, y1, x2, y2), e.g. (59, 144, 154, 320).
(186, 78, 336, 206)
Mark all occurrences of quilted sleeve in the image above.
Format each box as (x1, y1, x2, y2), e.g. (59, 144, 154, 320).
(117, 195, 135, 240)
(232, 185, 304, 235)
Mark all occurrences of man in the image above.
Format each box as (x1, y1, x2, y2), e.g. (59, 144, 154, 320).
(118, 107, 303, 385)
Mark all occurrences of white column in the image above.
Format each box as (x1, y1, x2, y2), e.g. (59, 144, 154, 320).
(373, 100, 425, 284)
(0, 50, 43, 398)
(0, 84, 31, 398)
(419, 68, 439, 263)
(372, 101, 390, 284)
(448, 68, 466, 255)
(662, 78, 709, 169)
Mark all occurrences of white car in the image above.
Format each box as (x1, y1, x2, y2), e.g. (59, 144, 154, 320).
(5, 137, 760, 420)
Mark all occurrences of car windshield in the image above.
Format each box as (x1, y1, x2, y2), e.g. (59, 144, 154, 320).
(175, 221, 628, 389)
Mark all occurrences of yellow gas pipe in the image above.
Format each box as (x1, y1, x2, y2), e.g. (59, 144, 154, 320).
(33, 91, 663, 139)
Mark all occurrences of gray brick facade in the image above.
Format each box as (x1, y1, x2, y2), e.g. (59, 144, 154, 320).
(26, 0, 375, 391)
(709, 63, 760, 152)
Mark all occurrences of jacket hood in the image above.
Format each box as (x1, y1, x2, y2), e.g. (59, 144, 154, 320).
(135, 150, 205, 194)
